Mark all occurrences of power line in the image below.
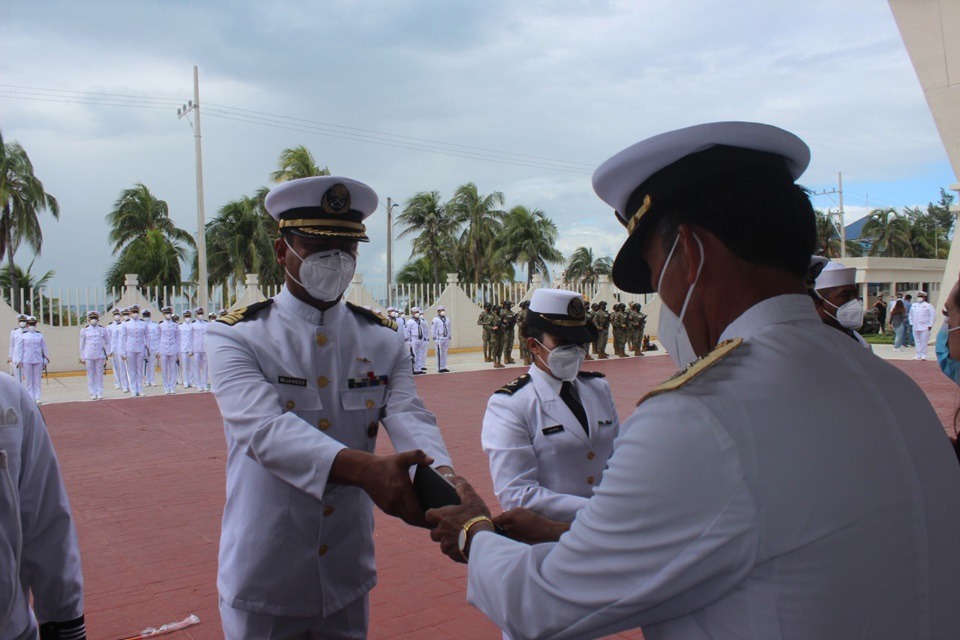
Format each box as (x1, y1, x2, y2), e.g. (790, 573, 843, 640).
(0, 83, 594, 174)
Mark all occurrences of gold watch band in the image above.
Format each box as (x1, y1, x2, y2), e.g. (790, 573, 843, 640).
(461, 515, 493, 559)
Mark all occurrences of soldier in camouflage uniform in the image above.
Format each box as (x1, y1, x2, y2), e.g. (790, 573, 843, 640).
(478, 302, 494, 362)
(516, 300, 532, 365)
(583, 302, 595, 360)
(628, 302, 647, 356)
(500, 300, 517, 365)
(486, 304, 505, 368)
(611, 302, 630, 357)
(593, 301, 611, 359)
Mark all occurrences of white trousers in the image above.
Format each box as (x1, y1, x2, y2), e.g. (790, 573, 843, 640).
(194, 352, 208, 390)
(412, 340, 428, 372)
(144, 353, 157, 386)
(125, 350, 144, 395)
(161, 354, 179, 392)
(21, 363, 42, 401)
(435, 339, 450, 370)
(219, 594, 368, 640)
(914, 328, 931, 359)
(180, 351, 194, 387)
(85, 358, 105, 397)
(112, 353, 128, 390)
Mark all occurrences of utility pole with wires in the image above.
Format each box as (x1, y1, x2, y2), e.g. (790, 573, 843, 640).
(177, 65, 209, 311)
(812, 171, 845, 258)
(385, 197, 397, 307)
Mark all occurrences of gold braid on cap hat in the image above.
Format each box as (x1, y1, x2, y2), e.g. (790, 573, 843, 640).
(626, 195, 652, 235)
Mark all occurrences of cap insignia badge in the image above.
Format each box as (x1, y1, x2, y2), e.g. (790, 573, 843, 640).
(321, 183, 351, 215)
(567, 297, 585, 319)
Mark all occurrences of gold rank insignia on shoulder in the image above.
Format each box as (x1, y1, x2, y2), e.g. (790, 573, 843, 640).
(345, 301, 398, 331)
(495, 373, 531, 395)
(637, 337, 743, 406)
(216, 299, 274, 326)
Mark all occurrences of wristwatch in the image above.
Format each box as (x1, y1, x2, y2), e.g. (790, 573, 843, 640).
(458, 515, 493, 560)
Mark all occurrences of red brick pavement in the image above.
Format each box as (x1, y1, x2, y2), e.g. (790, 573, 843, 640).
(41, 357, 958, 640)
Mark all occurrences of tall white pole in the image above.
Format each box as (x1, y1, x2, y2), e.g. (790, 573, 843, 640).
(193, 65, 209, 311)
(838, 171, 846, 259)
(386, 197, 394, 307)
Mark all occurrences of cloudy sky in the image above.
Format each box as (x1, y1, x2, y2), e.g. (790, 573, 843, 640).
(0, 0, 954, 293)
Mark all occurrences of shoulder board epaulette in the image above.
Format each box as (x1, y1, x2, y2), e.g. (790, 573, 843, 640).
(216, 299, 274, 326)
(637, 337, 743, 406)
(577, 370, 605, 379)
(346, 301, 398, 331)
(495, 373, 531, 395)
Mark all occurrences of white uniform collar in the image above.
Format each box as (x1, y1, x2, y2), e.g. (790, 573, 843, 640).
(275, 285, 346, 325)
(528, 361, 563, 397)
(719, 294, 819, 343)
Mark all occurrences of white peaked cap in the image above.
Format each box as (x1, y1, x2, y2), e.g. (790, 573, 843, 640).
(815, 261, 857, 290)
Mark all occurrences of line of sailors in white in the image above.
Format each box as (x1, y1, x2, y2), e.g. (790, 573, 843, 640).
(387, 305, 453, 374)
(76, 304, 222, 400)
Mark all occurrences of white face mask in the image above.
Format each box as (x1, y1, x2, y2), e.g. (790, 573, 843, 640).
(89, 319, 99, 325)
(656, 233, 705, 370)
(113, 315, 120, 322)
(535, 339, 586, 381)
(164, 314, 172, 320)
(439, 312, 446, 317)
(821, 297, 864, 330)
(18, 322, 26, 328)
(131, 313, 140, 320)
(284, 238, 356, 302)
(27, 325, 36, 332)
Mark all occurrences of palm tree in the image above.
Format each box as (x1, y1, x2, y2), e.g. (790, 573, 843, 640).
(814, 209, 841, 258)
(495, 205, 564, 285)
(397, 257, 438, 284)
(0, 259, 54, 315)
(106, 183, 196, 254)
(860, 207, 912, 257)
(0, 130, 60, 311)
(105, 228, 188, 291)
(104, 184, 195, 289)
(563, 247, 612, 286)
(202, 194, 282, 289)
(269, 145, 330, 183)
(397, 190, 461, 284)
(448, 183, 505, 282)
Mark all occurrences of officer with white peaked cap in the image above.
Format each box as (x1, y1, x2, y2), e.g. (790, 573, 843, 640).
(426, 122, 960, 640)
(482, 288, 619, 527)
(207, 175, 454, 639)
(808, 256, 871, 350)
(79, 310, 109, 399)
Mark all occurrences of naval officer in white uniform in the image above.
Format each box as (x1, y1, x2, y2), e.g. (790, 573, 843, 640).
(430, 305, 452, 373)
(157, 306, 180, 394)
(207, 176, 454, 640)
(426, 122, 960, 639)
(0, 374, 86, 640)
(78, 310, 108, 400)
(482, 288, 619, 524)
(7, 314, 27, 382)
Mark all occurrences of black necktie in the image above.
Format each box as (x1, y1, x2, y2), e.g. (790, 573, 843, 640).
(560, 381, 589, 436)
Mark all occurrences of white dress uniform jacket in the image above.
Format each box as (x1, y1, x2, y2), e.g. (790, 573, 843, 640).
(158, 320, 180, 356)
(207, 288, 452, 618)
(78, 324, 108, 361)
(14, 331, 47, 366)
(0, 375, 84, 640)
(7, 328, 23, 364)
(482, 366, 620, 522)
(121, 318, 148, 354)
(179, 321, 194, 354)
(430, 316, 451, 342)
(908, 299, 935, 331)
(466, 295, 960, 640)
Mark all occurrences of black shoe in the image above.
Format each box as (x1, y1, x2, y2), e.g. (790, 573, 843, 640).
(440, 368, 450, 373)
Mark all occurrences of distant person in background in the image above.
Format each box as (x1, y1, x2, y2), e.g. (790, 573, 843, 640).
(143, 308, 159, 387)
(107, 308, 127, 392)
(79, 310, 108, 400)
(158, 306, 181, 395)
(809, 257, 870, 351)
(904, 294, 916, 347)
(14, 316, 48, 404)
(121, 304, 148, 397)
(431, 305, 452, 373)
(7, 314, 27, 382)
(873, 294, 887, 334)
(406, 306, 428, 374)
(908, 291, 935, 361)
(889, 296, 907, 351)
(179, 309, 194, 389)
(192, 307, 210, 391)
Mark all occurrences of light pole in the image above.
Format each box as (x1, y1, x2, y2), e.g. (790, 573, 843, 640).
(177, 65, 208, 311)
(386, 197, 398, 307)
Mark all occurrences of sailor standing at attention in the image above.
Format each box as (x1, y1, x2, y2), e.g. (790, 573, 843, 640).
(158, 306, 181, 394)
(406, 307, 428, 375)
(106, 308, 126, 392)
(431, 305, 452, 373)
(121, 304, 148, 397)
(14, 316, 48, 404)
(179, 309, 194, 389)
(79, 310, 108, 400)
(7, 314, 27, 381)
(192, 307, 210, 391)
(206, 175, 454, 640)
(143, 308, 160, 387)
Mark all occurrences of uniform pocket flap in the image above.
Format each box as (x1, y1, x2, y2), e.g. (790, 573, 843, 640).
(339, 386, 387, 411)
(278, 387, 323, 413)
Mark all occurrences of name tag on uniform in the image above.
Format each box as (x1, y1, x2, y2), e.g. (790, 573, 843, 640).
(278, 376, 307, 387)
(542, 425, 564, 435)
(597, 418, 614, 426)
(348, 372, 389, 389)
